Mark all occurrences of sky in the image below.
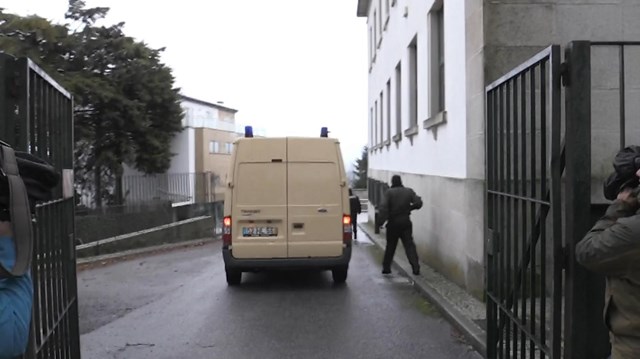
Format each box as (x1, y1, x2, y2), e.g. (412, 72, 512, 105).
(1, 0, 369, 170)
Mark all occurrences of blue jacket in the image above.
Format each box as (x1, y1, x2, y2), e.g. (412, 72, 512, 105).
(0, 235, 32, 359)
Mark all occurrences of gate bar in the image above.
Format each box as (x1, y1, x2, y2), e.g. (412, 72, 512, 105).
(549, 44, 563, 359)
(563, 41, 609, 359)
(486, 45, 565, 359)
(487, 46, 559, 91)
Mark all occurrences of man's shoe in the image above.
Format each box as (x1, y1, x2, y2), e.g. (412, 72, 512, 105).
(382, 268, 391, 275)
(412, 268, 420, 275)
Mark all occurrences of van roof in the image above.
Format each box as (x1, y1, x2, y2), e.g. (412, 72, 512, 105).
(233, 137, 340, 144)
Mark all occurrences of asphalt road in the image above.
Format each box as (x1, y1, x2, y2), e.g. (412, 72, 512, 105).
(77, 233, 482, 359)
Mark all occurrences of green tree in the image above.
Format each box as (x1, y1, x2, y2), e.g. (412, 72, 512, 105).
(352, 146, 368, 189)
(0, 10, 71, 74)
(0, 2, 184, 206)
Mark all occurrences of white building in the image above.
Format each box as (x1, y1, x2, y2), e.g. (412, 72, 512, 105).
(123, 95, 267, 205)
(357, 0, 640, 299)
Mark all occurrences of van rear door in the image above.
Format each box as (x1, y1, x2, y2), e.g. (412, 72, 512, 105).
(231, 138, 288, 259)
(286, 138, 344, 258)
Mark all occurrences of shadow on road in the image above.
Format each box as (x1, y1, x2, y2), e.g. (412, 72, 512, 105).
(230, 269, 348, 292)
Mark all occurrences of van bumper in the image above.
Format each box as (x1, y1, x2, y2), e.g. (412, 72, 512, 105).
(222, 245, 352, 271)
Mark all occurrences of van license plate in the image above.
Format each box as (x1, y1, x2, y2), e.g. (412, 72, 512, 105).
(242, 227, 278, 237)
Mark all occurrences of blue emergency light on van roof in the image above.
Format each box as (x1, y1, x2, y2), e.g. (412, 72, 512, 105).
(320, 127, 329, 138)
(245, 126, 253, 138)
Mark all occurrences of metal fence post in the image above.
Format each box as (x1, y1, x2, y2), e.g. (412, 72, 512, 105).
(3, 56, 81, 359)
(563, 40, 610, 359)
(12, 58, 30, 152)
(0, 54, 10, 141)
(0, 54, 22, 147)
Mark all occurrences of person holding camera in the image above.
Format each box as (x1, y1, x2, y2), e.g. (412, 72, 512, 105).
(576, 146, 640, 359)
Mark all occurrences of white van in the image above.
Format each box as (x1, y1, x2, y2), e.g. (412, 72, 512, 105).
(222, 127, 352, 285)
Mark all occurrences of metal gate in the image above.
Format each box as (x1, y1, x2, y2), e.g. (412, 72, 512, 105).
(486, 41, 640, 358)
(486, 45, 564, 359)
(0, 54, 80, 358)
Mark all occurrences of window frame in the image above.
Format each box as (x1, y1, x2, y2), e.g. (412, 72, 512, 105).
(404, 36, 419, 138)
(385, 79, 391, 146)
(374, 100, 379, 149)
(384, 0, 390, 30)
(394, 62, 402, 142)
(379, 91, 384, 146)
(424, 1, 447, 130)
(370, 107, 374, 149)
(377, 0, 383, 48)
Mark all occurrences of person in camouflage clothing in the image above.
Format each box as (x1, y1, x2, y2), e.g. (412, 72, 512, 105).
(576, 180, 640, 358)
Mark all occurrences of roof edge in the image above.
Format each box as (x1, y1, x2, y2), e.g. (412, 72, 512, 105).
(180, 94, 238, 113)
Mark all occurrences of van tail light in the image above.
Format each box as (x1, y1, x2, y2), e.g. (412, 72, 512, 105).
(342, 214, 352, 244)
(223, 216, 232, 245)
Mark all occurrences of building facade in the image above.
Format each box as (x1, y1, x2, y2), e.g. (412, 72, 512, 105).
(180, 95, 239, 199)
(357, 0, 640, 299)
(124, 95, 248, 205)
(174, 95, 267, 202)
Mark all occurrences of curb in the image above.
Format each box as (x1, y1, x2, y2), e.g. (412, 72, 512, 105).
(76, 237, 219, 268)
(359, 222, 487, 357)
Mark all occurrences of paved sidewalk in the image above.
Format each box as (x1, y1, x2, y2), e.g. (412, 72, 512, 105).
(358, 220, 487, 357)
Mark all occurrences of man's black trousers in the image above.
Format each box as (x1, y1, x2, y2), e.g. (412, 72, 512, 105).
(382, 221, 420, 272)
(351, 220, 358, 239)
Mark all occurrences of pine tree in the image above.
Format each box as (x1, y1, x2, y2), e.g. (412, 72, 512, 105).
(0, 2, 184, 206)
(352, 146, 368, 189)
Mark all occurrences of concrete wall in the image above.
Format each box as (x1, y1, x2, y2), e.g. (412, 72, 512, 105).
(196, 129, 236, 178)
(195, 128, 236, 200)
(484, 1, 640, 203)
(76, 216, 215, 258)
(75, 204, 173, 244)
(590, 45, 640, 203)
(76, 202, 222, 244)
(466, 0, 485, 181)
(168, 127, 195, 175)
(368, 169, 485, 298)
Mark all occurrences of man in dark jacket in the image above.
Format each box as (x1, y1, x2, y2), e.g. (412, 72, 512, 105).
(576, 183, 640, 358)
(349, 189, 362, 239)
(377, 175, 423, 275)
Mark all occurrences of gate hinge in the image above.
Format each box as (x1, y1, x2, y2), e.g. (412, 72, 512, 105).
(560, 62, 570, 87)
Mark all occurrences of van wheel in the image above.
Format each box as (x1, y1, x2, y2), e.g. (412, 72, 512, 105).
(226, 269, 242, 286)
(332, 267, 348, 284)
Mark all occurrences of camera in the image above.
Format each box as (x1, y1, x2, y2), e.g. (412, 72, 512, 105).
(0, 140, 60, 220)
(603, 145, 640, 201)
